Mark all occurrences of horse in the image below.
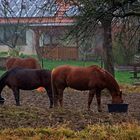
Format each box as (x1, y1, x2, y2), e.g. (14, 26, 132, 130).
(51, 65, 123, 112)
(5, 57, 41, 70)
(0, 67, 53, 108)
(5, 57, 44, 92)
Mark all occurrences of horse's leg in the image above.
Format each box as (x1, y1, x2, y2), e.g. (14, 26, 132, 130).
(96, 90, 102, 112)
(12, 88, 20, 106)
(88, 90, 95, 110)
(45, 88, 53, 108)
(52, 84, 59, 107)
(58, 89, 64, 107)
(0, 77, 7, 100)
(0, 86, 5, 99)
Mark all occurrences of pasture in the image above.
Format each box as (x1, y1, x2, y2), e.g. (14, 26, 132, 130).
(0, 59, 140, 139)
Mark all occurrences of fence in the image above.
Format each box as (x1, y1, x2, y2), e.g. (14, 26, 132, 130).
(39, 46, 79, 60)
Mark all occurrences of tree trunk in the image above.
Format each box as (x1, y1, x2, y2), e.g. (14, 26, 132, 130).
(33, 29, 44, 68)
(34, 29, 42, 60)
(102, 19, 115, 77)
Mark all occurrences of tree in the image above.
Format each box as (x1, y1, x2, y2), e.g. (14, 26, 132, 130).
(68, 0, 140, 76)
(0, 0, 28, 52)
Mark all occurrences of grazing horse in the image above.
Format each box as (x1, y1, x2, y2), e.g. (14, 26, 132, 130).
(51, 65, 123, 111)
(0, 67, 53, 108)
(5, 57, 41, 70)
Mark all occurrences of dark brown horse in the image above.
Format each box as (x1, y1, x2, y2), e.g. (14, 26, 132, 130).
(0, 67, 53, 108)
(5, 57, 44, 92)
(51, 65, 123, 111)
(5, 57, 41, 70)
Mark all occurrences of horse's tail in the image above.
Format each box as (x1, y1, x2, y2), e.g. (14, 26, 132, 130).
(0, 71, 9, 93)
(51, 69, 57, 106)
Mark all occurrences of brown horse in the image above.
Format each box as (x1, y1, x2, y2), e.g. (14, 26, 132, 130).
(51, 65, 123, 111)
(5, 57, 41, 70)
(0, 67, 53, 108)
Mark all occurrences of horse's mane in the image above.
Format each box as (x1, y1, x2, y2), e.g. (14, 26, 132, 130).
(89, 65, 120, 92)
(103, 70, 120, 92)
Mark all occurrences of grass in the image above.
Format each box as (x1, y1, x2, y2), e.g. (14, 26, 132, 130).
(0, 123, 140, 140)
(115, 71, 133, 84)
(0, 51, 133, 84)
(0, 58, 134, 84)
(42, 59, 133, 84)
(41, 59, 101, 70)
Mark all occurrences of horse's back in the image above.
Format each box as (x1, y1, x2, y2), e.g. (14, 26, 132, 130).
(5, 57, 41, 70)
(52, 65, 102, 90)
(6, 68, 51, 89)
(52, 65, 117, 90)
(52, 65, 101, 78)
(5, 57, 17, 70)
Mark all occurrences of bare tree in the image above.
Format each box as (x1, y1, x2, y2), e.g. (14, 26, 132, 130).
(65, 0, 140, 76)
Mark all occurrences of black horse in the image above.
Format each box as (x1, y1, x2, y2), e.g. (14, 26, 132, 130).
(0, 67, 53, 108)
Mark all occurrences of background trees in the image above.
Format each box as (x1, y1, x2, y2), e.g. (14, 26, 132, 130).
(69, 0, 140, 76)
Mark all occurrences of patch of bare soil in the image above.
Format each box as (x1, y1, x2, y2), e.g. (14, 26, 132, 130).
(0, 87, 140, 130)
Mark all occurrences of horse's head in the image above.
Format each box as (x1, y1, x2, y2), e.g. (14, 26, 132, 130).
(112, 90, 123, 104)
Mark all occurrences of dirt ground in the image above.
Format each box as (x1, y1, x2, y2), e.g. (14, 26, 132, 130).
(0, 87, 140, 130)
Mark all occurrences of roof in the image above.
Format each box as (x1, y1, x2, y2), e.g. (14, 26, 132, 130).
(0, 0, 79, 18)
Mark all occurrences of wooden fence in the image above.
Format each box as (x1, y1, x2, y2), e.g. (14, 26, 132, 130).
(39, 46, 79, 60)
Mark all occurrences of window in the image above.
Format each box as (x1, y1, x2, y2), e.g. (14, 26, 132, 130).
(41, 32, 59, 46)
(0, 25, 26, 46)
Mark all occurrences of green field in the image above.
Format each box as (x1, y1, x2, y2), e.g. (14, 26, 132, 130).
(0, 58, 134, 84)
(42, 59, 133, 84)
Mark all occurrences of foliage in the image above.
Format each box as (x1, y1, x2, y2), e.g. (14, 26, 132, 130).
(113, 40, 134, 65)
(113, 16, 140, 65)
(0, 51, 8, 57)
(8, 48, 20, 57)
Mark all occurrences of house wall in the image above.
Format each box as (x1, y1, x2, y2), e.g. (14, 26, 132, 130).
(0, 29, 37, 55)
